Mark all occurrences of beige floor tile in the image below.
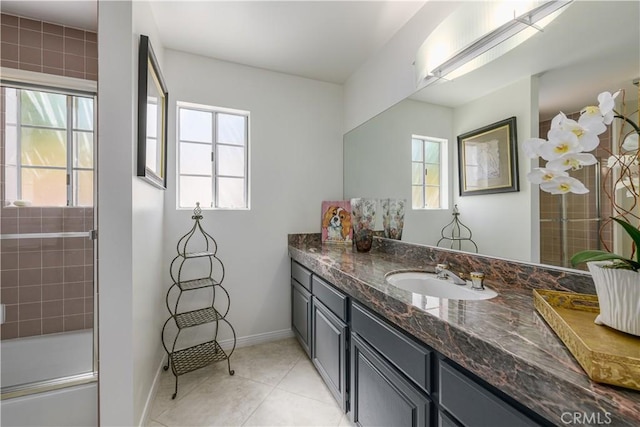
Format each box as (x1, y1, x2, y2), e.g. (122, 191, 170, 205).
(146, 420, 168, 427)
(155, 373, 272, 426)
(230, 338, 305, 386)
(276, 357, 336, 405)
(149, 364, 216, 419)
(242, 388, 343, 426)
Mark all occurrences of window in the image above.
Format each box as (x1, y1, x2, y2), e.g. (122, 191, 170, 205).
(411, 135, 448, 209)
(3, 86, 95, 207)
(177, 102, 249, 209)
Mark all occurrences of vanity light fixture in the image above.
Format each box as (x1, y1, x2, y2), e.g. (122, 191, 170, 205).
(415, 0, 572, 88)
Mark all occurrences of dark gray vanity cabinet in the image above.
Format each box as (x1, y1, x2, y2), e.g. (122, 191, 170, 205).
(291, 261, 312, 356)
(290, 261, 349, 410)
(311, 275, 349, 411)
(350, 302, 434, 426)
(351, 333, 432, 427)
(290, 259, 551, 427)
(312, 297, 348, 410)
(438, 360, 542, 427)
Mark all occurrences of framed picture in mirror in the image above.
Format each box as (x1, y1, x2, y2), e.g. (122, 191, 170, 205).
(137, 34, 168, 189)
(457, 117, 519, 196)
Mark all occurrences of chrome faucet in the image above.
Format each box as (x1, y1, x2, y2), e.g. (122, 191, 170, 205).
(435, 263, 467, 285)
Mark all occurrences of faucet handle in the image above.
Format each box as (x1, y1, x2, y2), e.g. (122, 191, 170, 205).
(435, 263, 449, 279)
(436, 263, 449, 272)
(470, 272, 485, 290)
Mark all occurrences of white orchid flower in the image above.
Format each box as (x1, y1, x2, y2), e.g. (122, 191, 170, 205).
(550, 112, 566, 130)
(579, 90, 620, 126)
(598, 90, 620, 124)
(522, 138, 546, 159)
(547, 153, 598, 171)
(527, 168, 569, 184)
(615, 177, 640, 198)
(539, 129, 580, 161)
(540, 176, 589, 194)
(558, 116, 604, 151)
(622, 133, 639, 152)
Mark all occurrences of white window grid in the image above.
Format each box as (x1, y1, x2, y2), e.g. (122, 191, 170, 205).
(412, 135, 449, 210)
(177, 102, 250, 209)
(3, 85, 95, 207)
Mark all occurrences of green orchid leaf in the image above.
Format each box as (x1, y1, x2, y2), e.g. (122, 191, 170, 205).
(611, 217, 640, 264)
(571, 250, 640, 271)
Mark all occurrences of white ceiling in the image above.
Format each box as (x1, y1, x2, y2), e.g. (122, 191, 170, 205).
(149, 1, 426, 84)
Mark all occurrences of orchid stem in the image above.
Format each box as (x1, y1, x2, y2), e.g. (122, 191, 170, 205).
(614, 115, 640, 135)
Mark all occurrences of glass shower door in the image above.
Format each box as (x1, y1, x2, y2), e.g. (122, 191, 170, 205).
(0, 84, 97, 398)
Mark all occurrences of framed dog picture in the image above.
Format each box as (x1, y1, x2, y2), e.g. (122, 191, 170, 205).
(321, 201, 352, 244)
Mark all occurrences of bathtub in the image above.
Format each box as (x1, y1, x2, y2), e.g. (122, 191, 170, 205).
(1, 330, 98, 426)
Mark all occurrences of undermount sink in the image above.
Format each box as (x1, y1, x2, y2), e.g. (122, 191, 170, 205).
(385, 271, 498, 301)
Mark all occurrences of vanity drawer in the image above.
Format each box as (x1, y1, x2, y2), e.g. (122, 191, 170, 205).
(439, 360, 540, 427)
(291, 261, 312, 291)
(312, 275, 348, 322)
(351, 302, 432, 394)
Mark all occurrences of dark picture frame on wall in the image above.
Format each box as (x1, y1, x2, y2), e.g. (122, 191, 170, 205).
(137, 34, 168, 189)
(457, 117, 519, 196)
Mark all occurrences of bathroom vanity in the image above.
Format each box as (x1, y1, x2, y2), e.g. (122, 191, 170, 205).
(288, 234, 640, 427)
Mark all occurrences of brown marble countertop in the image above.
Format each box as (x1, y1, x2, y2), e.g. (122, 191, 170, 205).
(288, 235, 640, 427)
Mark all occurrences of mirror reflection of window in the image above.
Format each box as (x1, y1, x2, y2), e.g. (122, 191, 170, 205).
(412, 135, 448, 210)
(2, 86, 95, 207)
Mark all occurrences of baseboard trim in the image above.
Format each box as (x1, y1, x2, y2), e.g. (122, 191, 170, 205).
(138, 352, 167, 427)
(140, 328, 295, 426)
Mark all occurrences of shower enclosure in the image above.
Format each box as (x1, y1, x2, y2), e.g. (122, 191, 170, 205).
(0, 84, 98, 425)
(538, 113, 614, 269)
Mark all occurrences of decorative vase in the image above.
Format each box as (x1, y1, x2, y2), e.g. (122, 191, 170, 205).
(350, 198, 377, 252)
(587, 261, 640, 336)
(382, 198, 405, 240)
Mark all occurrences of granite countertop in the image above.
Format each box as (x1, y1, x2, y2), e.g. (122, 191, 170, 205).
(288, 235, 640, 427)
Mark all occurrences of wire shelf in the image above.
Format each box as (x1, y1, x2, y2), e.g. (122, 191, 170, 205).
(177, 277, 219, 291)
(175, 307, 223, 329)
(171, 340, 229, 376)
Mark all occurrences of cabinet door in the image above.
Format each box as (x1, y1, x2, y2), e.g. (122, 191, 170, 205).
(351, 333, 432, 427)
(312, 297, 348, 411)
(292, 280, 311, 356)
(439, 360, 541, 427)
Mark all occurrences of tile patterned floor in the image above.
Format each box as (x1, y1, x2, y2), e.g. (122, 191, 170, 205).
(148, 338, 353, 427)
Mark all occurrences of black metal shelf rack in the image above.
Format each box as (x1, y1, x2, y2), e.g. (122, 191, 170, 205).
(161, 203, 236, 399)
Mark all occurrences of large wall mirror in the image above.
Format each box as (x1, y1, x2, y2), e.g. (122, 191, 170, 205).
(344, 1, 639, 271)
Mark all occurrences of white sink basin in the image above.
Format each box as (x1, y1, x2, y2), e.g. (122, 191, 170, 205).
(385, 271, 498, 300)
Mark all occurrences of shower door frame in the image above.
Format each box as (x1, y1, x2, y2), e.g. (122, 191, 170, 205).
(0, 72, 99, 400)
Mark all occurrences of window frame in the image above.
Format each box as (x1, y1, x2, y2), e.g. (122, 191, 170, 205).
(2, 82, 96, 207)
(176, 101, 250, 210)
(411, 134, 449, 210)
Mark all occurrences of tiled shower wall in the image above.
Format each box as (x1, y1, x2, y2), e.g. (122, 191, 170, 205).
(538, 112, 613, 269)
(0, 13, 97, 81)
(0, 14, 97, 340)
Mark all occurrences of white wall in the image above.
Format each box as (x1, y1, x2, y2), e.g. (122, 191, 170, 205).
(163, 50, 343, 345)
(97, 2, 135, 424)
(98, 1, 167, 425)
(344, 99, 453, 245)
(131, 1, 167, 425)
(343, 1, 460, 133)
(452, 77, 538, 262)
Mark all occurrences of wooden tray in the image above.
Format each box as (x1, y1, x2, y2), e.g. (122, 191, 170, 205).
(533, 289, 640, 391)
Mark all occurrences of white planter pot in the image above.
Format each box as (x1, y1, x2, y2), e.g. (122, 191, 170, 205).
(587, 261, 640, 336)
